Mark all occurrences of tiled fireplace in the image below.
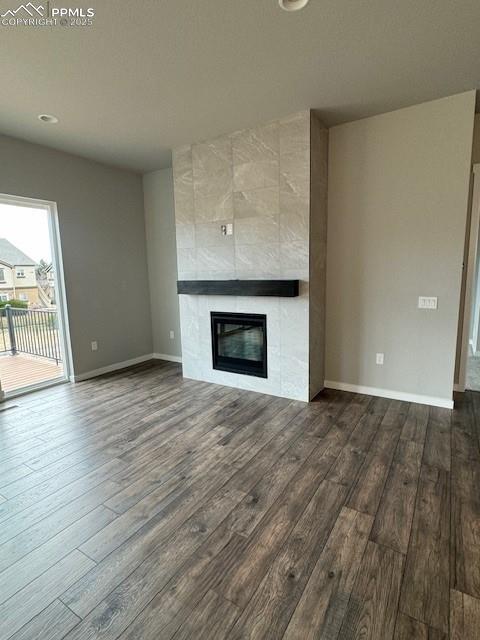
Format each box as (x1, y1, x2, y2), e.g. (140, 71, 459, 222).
(173, 110, 328, 401)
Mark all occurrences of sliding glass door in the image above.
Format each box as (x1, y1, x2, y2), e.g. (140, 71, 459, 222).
(0, 194, 72, 397)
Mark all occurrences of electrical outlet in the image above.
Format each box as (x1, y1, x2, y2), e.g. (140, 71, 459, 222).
(91, 341, 98, 351)
(169, 330, 175, 340)
(376, 353, 384, 365)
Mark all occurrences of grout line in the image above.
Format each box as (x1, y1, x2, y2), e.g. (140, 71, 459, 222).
(61, 598, 83, 622)
(0, 502, 117, 576)
(76, 547, 97, 565)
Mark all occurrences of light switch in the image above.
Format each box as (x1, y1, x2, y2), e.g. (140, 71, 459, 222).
(221, 223, 233, 236)
(91, 341, 98, 351)
(376, 353, 384, 365)
(418, 296, 438, 310)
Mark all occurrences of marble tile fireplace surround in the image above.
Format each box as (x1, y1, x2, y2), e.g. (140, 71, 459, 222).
(173, 110, 328, 402)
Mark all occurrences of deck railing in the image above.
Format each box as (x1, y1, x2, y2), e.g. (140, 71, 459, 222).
(0, 305, 62, 364)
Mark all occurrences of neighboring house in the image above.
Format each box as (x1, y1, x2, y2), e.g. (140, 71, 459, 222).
(0, 238, 39, 305)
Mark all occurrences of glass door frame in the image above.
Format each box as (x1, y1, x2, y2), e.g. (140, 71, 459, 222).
(0, 192, 73, 398)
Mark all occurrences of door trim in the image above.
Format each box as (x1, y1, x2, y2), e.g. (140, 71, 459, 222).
(457, 164, 480, 391)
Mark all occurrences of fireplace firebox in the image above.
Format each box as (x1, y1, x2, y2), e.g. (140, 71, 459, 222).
(211, 312, 267, 378)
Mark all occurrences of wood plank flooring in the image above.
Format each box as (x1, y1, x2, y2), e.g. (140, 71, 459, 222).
(0, 360, 478, 639)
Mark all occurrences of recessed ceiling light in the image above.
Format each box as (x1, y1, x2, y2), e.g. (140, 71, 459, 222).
(38, 114, 59, 124)
(279, 0, 310, 11)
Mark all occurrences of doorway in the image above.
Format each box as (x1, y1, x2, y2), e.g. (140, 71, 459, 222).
(0, 194, 72, 397)
(458, 164, 480, 391)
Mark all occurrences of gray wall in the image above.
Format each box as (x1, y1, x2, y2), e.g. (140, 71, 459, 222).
(0, 134, 153, 376)
(326, 91, 475, 403)
(143, 169, 181, 358)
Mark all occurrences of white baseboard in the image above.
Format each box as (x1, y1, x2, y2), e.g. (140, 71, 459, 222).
(72, 360, 453, 408)
(72, 352, 183, 382)
(324, 380, 454, 409)
(72, 354, 154, 382)
(152, 352, 182, 363)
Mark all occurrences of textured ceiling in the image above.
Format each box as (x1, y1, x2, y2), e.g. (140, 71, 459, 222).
(1, 0, 479, 172)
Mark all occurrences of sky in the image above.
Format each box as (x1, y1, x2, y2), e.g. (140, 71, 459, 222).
(0, 203, 52, 263)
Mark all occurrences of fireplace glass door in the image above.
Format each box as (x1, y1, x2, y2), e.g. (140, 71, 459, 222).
(211, 312, 267, 378)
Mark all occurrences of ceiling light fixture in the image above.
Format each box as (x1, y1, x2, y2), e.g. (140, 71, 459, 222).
(38, 114, 59, 124)
(279, 0, 310, 11)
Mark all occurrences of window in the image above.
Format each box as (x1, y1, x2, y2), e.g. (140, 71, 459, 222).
(0, 294, 9, 302)
(0, 268, 4, 282)
(16, 268, 25, 278)
(19, 294, 28, 301)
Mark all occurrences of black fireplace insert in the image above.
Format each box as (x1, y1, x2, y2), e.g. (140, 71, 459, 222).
(211, 312, 267, 378)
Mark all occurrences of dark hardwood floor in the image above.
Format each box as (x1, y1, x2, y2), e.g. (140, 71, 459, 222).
(0, 360, 479, 639)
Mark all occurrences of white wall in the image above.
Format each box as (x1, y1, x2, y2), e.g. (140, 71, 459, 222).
(326, 91, 475, 406)
(0, 134, 153, 377)
(143, 169, 181, 359)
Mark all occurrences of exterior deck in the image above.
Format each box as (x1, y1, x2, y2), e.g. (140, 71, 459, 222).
(0, 353, 64, 393)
